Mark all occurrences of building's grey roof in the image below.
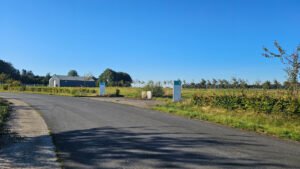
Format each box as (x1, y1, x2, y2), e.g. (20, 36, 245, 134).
(53, 75, 95, 81)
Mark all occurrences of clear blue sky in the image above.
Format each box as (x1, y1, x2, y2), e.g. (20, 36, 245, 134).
(0, 0, 299, 83)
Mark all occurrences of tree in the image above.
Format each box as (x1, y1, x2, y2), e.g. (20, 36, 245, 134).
(238, 79, 247, 88)
(0, 59, 20, 80)
(206, 80, 212, 88)
(98, 68, 132, 87)
(212, 79, 217, 88)
(68, 70, 78, 76)
(262, 80, 272, 89)
(232, 77, 238, 88)
(254, 80, 261, 88)
(273, 80, 282, 89)
(200, 79, 206, 88)
(218, 79, 225, 88)
(0, 73, 9, 83)
(263, 41, 300, 94)
(223, 79, 230, 88)
(42, 73, 51, 85)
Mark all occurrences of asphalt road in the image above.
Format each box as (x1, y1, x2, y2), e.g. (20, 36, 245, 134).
(1, 93, 300, 169)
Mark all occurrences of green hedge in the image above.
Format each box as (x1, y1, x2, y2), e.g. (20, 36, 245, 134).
(0, 85, 98, 97)
(191, 93, 300, 115)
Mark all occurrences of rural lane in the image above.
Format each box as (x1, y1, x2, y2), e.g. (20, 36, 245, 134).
(1, 92, 300, 169)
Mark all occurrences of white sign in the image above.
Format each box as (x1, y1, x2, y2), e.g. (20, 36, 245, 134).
(173, 80, 181, 102)
(100, 83, 105, 96)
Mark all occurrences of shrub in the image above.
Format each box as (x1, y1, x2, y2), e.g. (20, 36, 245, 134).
(143, 82, 164, 97)
(116, 89, 120, 96)
(191, 93, 300, 115)
(2, 84, 8, 90)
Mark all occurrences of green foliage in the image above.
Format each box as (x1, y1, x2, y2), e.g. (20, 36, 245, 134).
(68, 70, 79, 77)
(0, 98, 11, 133)
(0, 73, 10, 83)
(181, 78, 294, 89)
(0, 59, 51, 85)
(97, 68, 132, 87)
(262, 80, 272, 89)
(191, 92, 300, 115)
(153, 102, 300, 141)
(143, 81, 164, 97)
(115, 89, 120, 96)
(263, 41, 300, 95)
(0, 60, 20, 80)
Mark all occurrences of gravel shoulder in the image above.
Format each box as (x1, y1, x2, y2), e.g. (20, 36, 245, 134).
(0, 97, 60, 169)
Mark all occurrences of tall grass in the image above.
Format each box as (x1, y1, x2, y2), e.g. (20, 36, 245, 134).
(0, 98, 10, 133)
(153, 102, 300, 141)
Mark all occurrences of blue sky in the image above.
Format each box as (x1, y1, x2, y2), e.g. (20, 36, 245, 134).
(0, 0, 299, 83)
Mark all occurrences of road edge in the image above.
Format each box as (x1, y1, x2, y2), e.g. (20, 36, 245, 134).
(27, 104, 65, 169)
(0, 96, 63, 169)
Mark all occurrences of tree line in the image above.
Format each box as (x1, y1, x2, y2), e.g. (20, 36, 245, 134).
(181, 78, 292, 89)
(0, 59, 133, 87)
(0, 59, 51, 85)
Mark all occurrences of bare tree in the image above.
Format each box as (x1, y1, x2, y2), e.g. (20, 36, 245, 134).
(263, 41, 300, 95)
(83, 73, 93, 81)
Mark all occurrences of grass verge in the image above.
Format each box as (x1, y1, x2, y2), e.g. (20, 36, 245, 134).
(153, 101, 300, 142)
(0, 98, 11, 135)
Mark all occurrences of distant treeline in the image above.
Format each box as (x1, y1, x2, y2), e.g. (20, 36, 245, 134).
(0, 59, 50, 85)
(0, 59, 296, 89)
(181, 78, 294, 89)
(0, 59, 133, 87)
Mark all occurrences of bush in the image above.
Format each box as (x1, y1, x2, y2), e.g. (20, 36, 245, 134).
(0, 98, 10, 129)
(116, 89, 120, 96)
(2, 84, 8, 90)
(191, 93, 300, 115)
(143, 82, 164, 97)
(10, 81, 22, 86)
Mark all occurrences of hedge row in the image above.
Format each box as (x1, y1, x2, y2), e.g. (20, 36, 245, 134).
(0, 85, 98, 96)
(191, 93, 300, 115)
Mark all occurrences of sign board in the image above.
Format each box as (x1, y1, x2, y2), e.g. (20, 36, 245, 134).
(100, 82, 105, 96)
(173, 80, 181, 102)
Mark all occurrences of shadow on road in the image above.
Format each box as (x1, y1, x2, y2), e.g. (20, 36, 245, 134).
(51, 126, 291, 169)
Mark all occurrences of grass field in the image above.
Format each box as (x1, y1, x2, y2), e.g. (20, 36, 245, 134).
(1, 85, 299, 141)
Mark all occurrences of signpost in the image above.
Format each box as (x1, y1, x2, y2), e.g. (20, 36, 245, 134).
(100, 82, 105, 96)
(173, 80, 181, 102)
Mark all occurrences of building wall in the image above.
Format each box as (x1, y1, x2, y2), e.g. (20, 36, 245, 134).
(49, 77, 60, 87)
(59, 80, 95, 87)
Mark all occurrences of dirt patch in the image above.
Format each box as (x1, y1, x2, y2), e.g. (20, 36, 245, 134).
(0, 98, 60, 169)
(87, 97, 166, 109)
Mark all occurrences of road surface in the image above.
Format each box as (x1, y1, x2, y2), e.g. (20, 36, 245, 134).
(1, 93, 300, 169)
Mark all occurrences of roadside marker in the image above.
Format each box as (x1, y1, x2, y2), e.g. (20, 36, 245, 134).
(100, 82, 105, 96)
(173, 80, 181, 102)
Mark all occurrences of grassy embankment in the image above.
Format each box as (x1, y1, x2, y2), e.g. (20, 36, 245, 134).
(1, 86, 299, 141)
(154, 89, 300, 141)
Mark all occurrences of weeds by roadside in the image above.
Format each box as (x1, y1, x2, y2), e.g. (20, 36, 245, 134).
(153, 101, 300, 142)
(0, 98, 11, 133)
